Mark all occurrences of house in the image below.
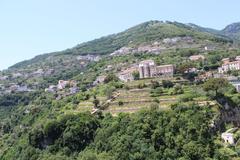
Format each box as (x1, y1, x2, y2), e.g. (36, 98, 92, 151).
(57, 80, 70, 90)
(45, 85, 57, 93)
(118, 67, 138, 82)
(12, 73, 23, 78)
(32, 69, 44, 77)
(221, 132, 234, 145)
(218, 59, 240, 73)
(93, 75, 106, 85)
(231, 82, 240, 92)
(104, 65, 113, 71)
(17, 85, 30, 92)
(153, 65, 174, 77)
(45, 69, 55, 76)
(9, 84, 30, 93)
(196, 71, 214, 81)
(204, 45, 215, 51)
(77, 55, 101, 62)
(139, 60, 174, 79)
(184, 67, 198, 73)
(110, 47, 133, 56)
(0, 76, 9, 81)
(189, 55, 205, 61)
(236, 56, 240, 61)
(69, 87, 79, 94)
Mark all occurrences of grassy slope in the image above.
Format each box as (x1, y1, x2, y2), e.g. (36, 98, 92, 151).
(10, 21, 231, 69)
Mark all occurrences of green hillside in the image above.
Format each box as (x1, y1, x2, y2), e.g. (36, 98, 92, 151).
(10, 21, 232, 69)
(2, 20, 240, 160)
(222, 22, 240, 41)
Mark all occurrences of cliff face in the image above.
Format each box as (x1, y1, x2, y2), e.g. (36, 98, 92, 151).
(214, 96, 240, 130)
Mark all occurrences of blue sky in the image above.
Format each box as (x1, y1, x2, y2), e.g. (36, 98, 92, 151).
(0, 0, 239, 70)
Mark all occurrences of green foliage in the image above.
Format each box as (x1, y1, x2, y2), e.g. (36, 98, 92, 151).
(137, 82, 147, 89)
(150, 87, 163, 97)
(93, 96, 100, 108)
(132, 71, 140, 80)
(170, 84, 184, 95)
(29, 113, 100, 153)
(203, 78, 229, 95)
(162, 80, 174, 88)
(104, 74, 119, 84)
(88, 105, 220, 160)
(150, 80, 160, 89)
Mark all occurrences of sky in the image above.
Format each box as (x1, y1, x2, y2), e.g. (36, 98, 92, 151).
(0, 0, 240, 70)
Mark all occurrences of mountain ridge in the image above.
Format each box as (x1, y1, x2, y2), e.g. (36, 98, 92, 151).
(9, 20, 239, 70)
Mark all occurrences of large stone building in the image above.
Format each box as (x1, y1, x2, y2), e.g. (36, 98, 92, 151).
(118, 67, 138, 82)
(139, 60, 174, 79)
(117, 60, 174, 82)
(218, 58, 240, 73)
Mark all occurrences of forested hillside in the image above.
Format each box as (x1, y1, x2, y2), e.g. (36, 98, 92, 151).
(1, 20, 240, 160)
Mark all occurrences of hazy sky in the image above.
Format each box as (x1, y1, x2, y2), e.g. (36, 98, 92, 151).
(0, 0, 240, 70)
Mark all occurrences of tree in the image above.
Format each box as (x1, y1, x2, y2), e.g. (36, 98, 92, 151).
(203, 78, 229, 96)
(104, 74, 119, 83)
(151, 80, 160, 89)
(132, 71, 140, 80)
(93, 96, 100, 108)
(177, 63, 194, 74)
(162, 80, 174, 88)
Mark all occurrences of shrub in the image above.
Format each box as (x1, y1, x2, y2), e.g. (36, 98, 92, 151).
(151, 80, 160, 89)
(170, 84, 184, 95)
(150, 87, 163, 97)
(104, 74, 119, 83)
(138, 82, 146, 89)
(118, 101, 124, 106)
(162, 80, 174, 88)
(179, 93, 195, 102)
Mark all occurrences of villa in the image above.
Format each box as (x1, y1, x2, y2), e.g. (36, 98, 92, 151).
(189, 55, 205, 61)
(218, 57, 240, 73)
(118, 67, 138, 82)
(139, 60, 174, 79)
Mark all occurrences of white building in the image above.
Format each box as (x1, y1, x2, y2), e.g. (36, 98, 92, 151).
(221, 132, 235, 145)
(57, 80, 70, 90)
(230, 81, 240, 92)
(218, 60, 240, 73)
(93, 75, 106, 85)
(189, 55, 205, 61)
(45, 85, 57, 93)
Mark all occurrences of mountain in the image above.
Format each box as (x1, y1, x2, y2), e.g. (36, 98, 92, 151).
(222, 22, 240, 40)
(9, 20, 232, 70)
(2, 20, 240, 160)
(186, 23, 221, 35)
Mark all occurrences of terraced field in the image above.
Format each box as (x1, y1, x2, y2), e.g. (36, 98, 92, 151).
(105, 88, 179, 114)
(62, 78, 214, 115)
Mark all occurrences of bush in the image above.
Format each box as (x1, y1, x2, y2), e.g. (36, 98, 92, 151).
(162, 80, 174, 88)
(150, 87, 163, 97)
(118, 101, 124, 106)
(138, 82, 146, 89)
(150, 103, 159, 110)
(151, 80, 160, 89)
(153, 98, 160, 103)
(179, 93, 195, 102)
(132, 71, 140, 80)
(104, 74, 119, 83)
(170, 84, 184, 95)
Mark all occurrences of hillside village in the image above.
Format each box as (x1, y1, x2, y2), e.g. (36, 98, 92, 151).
(2, 20, 240, 159)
